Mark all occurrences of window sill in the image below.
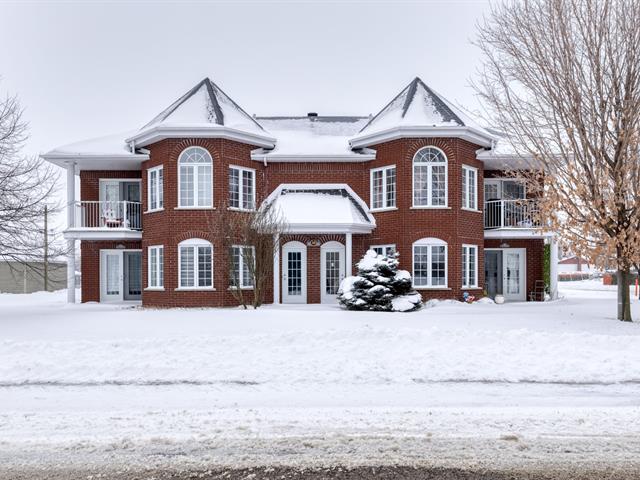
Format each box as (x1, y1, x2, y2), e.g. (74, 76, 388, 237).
(174, 287, 216, 292)
(410, 206, 451, 210)
(143, 208, 164, 214)
(227, 207, 256, 213)
(461, 207, 481, 213)
(413, 286, 451, 290)
(370, 207, 398, 213)
(144, 287, 165, 291)
(461, 286, 481, 290)
(174, 206, 215, 210)
(228, 286, 255, 290)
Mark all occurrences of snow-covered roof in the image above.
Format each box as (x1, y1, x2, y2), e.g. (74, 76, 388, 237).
(265, 184, 375, 233)
(476, 128, 546, 170)
(41, 131, 148, 170)
(251, 116, 375, 161)
(125, 78, 276, 149)
(350, 77, 495, 148)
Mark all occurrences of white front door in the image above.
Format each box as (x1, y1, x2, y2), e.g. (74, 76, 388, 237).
(282, 242, 307, 304)
(503, 248, 526, 301)
(321, 241, 345, 304)
(100, 250, 123, 302)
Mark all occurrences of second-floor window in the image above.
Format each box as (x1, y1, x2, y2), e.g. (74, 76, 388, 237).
(148, 166, 163, 211)
(229, 166, 255, 210)
(462, 165, 478, 210)
(178, 146, 212, 208)
(413, 147, 448, 207)
(370, 165, 396, 210)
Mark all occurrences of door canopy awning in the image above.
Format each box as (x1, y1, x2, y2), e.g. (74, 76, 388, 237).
(263, 184, 376, 234)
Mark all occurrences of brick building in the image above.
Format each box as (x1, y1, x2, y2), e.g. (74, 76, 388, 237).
(43, 77, 559, 307)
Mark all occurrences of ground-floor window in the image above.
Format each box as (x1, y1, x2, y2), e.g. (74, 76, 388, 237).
(413, 238, 447, 288)
(230, 245, 254, 288)
(178, 239, 213, 289)
(462, 244, 478, 288)
(371, 244, 396, 256)
(148, 245, 164, 288)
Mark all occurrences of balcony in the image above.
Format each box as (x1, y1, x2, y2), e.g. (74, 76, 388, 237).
(484, 199, 540, 230)
(64, 201, 143, 240)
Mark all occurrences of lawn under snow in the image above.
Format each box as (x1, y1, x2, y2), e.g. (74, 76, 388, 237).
(1, 280, 640, 472)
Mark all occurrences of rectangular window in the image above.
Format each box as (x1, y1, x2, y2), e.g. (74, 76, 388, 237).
(371, 244, 396, 257)
(462, 245, 478, 288)
(413, 243, 448, 288)
(462, 165, 477, 210)
(179, 243, 213, 288)
(148, 245, 164, 288)
(148, 166, 164, 211)
(229, 166, 256, 210)
(230, 246, 255, 288)
(370, 166, 396, 210)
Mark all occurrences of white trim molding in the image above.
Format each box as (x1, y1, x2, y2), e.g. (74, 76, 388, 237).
(350, 126, 495, 149)
(126, 125, 276, 149)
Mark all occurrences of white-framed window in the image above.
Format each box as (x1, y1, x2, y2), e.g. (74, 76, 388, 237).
(178, 239, 213, 289)
(370, 165, 396, 210)
(178, 146, 213, 208)
(147, 166, 164, 211)
(229, 165, 256, 210)
(413, 238, 448, 288)
(462, 244, 478, 288)
(462, 165, 478, 210)
(371, 244, 396, 257)
(413, 146, 448, 207)
(148, 245, 164, 288)
(230, 245, 255, 288)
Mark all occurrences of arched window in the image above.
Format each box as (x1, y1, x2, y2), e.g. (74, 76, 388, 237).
(413, 146, 447, 207)
(413, 237, 448, 288)
(178, 238, 213, 289)
(178, 147, 212, 207)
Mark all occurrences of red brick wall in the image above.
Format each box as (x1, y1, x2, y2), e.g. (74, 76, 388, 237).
(80, 170, 141, 201)
(80, 240, 142, 302)
(483, 238, 545, 301)
(77, 136, 549, 307)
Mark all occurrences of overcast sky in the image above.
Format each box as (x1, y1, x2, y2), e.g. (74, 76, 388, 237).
(0, 0, 492, 159)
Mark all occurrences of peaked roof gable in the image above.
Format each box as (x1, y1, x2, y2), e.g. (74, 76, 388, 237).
(141, 77, 266, 134)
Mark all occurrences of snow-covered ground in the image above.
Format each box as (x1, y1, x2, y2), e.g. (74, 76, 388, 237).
(1, 280, 639, 475)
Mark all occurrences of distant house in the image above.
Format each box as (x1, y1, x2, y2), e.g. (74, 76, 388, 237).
(558, 256, 594, 273)
(0, 261, 67, 294)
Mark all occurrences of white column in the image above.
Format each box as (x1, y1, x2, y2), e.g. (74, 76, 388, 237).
(273, 234, 280, 304)
(550, 236, 559, 300)
(345, 232, 353, 276)
(66, 162, 76, 304)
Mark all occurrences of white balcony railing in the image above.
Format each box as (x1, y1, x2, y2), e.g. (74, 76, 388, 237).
(484, 199, 540, 229)
(73, 201, 142, 230)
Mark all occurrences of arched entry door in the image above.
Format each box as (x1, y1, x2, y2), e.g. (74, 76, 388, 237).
(282, 241, 307, 304)
(320, 241, 346, 304)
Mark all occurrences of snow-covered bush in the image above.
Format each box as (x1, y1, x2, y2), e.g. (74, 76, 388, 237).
(337, 250, 423, 312)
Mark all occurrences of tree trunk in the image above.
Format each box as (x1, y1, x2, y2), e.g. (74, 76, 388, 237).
(617, 269, 632, 321)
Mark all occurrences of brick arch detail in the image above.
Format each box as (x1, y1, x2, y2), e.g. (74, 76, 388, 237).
(174, 230, 216, 244)
(281, 233, 345, 245)
(404, 139, 457, 164)
(169, 139, 223, 163)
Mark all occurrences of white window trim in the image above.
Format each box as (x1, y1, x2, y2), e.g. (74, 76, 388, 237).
(229, 245, 255, 289)
(177, 147, 213, 208)
(177, 238, 214, 290)
(370, 244, 396, 256)
(228, 165, 257, 211)
(412, 237, 448, 289)
(462, 165, 479, 212)
(146, 245, 164, 290)
(412, 146, 448, 208)
(147, 166, 164, 212)
(370, 165, 397, 211)
(462, 244, 479, 289)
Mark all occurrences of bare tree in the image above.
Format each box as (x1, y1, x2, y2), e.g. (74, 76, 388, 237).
(475, 0, 640, 321)
(218, 202, 287, 309)
(0, 86, 63, 283)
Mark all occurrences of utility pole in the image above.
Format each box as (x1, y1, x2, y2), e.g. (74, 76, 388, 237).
(44, 205, 48, 292)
